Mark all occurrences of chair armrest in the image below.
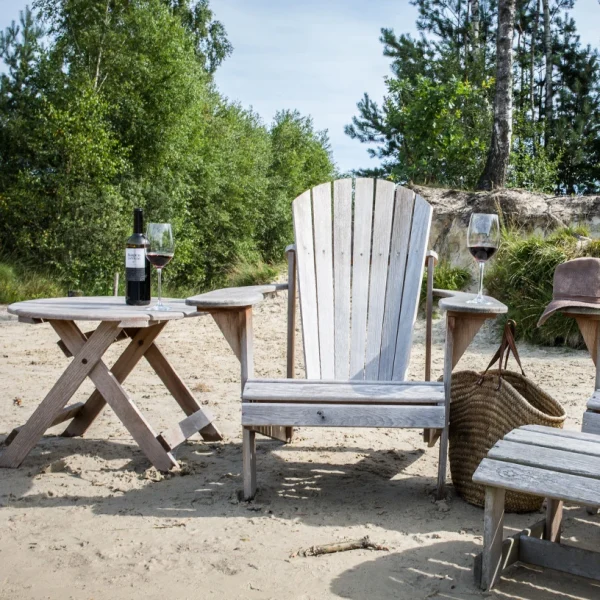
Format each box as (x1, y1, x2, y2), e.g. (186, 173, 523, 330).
(434, 289, 508, 315)
(186, 284, 288, 311)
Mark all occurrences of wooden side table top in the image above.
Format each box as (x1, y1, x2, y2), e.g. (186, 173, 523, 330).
(8, 296, 201, 327)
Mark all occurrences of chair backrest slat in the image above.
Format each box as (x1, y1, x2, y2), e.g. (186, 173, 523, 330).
(364, 179, 396, 380)
(378, 186, 416, 380)
(312, 182, 335, 379)
(392, 193, 433, 380)
(332, 179, 353, 379)
(349, 178, 375, 380)
(292, 178, 431, 382)
(293, 190, 321, 378)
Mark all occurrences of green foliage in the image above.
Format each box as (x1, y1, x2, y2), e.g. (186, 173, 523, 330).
(225, 258, 284, 288)
(485, 227, 597, 348)
(420, 261, 472, 306)
(0, 262, 64, 303)
(0, 2, 335, 294)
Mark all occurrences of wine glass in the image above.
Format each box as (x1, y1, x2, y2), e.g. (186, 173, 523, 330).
(145, 223, 174, 311)
(467, 213, 500, 305)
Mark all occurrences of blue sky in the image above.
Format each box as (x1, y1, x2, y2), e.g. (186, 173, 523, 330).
(1, 0, 599, 172)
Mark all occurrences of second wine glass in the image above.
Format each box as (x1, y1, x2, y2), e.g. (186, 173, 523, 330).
(467, 213, 500, 305)
(145, 223, 174, 311)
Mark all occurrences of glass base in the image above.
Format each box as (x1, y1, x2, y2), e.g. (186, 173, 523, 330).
(147, 303, 171, 311)
(466, 295, 492, 305)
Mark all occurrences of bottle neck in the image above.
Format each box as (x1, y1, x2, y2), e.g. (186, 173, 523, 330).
(133, 209, 144, 234)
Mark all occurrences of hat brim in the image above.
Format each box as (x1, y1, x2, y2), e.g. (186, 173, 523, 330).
(538, 299, 600, 327)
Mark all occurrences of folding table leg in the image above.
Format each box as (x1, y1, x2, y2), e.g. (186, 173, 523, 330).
(53, 321, 178, 471)
(144, 343, 222, 441)
(0, 321, 120, 468)
(63, 324, 167, 437)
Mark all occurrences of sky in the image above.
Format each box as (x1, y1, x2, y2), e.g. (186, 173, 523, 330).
(1, 0, 599, 172)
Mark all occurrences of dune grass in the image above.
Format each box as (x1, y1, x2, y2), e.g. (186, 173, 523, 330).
(0, 262, 65, 304)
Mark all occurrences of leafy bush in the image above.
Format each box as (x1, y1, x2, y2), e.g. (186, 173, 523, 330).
(485, 227, 600, 347)
(225, 258, 285, 288)
(420, 261, 472, 307)
(0, 262, 64, 303)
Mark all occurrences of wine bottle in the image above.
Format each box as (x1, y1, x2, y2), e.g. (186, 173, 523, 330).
(125, 208, 151, 305)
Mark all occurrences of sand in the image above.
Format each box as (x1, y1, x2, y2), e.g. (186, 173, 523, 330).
(0, 294, 599, 600)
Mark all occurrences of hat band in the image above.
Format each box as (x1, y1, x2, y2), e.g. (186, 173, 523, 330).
(554, 294, 600, 304)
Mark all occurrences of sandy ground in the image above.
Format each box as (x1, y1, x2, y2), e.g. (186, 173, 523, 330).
(0, 293, 599, 600)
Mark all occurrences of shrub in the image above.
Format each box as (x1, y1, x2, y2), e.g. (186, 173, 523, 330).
(420, 261, 472, 307)
(0, 262, 64, 304)
(225, 258, 285, 288)
(485, 227, 598, 347)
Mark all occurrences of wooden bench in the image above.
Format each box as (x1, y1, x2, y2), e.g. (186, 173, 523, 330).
(473, 424, 600, 590)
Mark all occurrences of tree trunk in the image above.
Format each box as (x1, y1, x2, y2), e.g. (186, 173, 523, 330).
(477, 0, 517, 190)
(530, 0, 540, 121)
(471, 0, 480, 45)
(543, 0, 553, 146)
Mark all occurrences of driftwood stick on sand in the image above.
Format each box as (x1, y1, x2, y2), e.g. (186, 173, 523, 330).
(291, 536, 389, 558)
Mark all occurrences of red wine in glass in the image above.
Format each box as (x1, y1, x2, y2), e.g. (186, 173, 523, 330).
(468, 246, 497, 262)
(146, 252, 174, 269)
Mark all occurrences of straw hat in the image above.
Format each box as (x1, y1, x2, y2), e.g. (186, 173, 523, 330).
(538, 257, 600, 326)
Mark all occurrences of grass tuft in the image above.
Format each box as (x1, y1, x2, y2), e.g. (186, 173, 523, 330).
(225, 258, 285, 288)
(0, 262, 65, 304)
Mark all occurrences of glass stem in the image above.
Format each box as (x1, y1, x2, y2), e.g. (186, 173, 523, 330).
(157, 268, 163, 307)
(477, 261, 485, 300)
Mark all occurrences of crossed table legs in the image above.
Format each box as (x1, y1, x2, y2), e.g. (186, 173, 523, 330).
(0, 319, 222, 471)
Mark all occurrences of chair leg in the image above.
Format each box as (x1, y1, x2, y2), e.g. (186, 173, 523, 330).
(243, 428, 257, 500)
(481, 486, 506, 591)
(545, 498, 563, 542)
(435, 425, 449, 500)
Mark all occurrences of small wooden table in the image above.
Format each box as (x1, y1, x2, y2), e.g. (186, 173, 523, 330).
(1, 296, 222, 471)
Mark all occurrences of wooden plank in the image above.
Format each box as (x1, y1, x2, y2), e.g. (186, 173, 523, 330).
(425, 255, 435, 382)
(312, 182, 335, 379)
(53, 321, 178, 471)
(545, 498, 563, 543)
(505, 428, 600, 457)
(186, 284, 287, 310)
(473, 458, 600, 506)
(243, 381, 444, 403)
(144, 343, 222, 442)
(436, 314, 454, 500)
(365, 179, 396, 380)
(481, 486, 506, 591)
(286, 246, 297, 379)
(449, 314, 488, 369)
(349, 178, 375, 380)
(521, 424, 600, 443)
(586, 390, 600, 411)
(4, 402, 84, 447)
(333, 178, 353, 380)
(474, 519, 545, 587)
(63, 324, 167, 437)
(8, 296, 199, 323)
(519, 536, 600, 582)
(393, 193, 432, 380)
(243, 428, 257, 500)
(157, 408, 214, 451)
(583, 411, 600, 436)
(575, 316, 598, 365)
(242, 404, 445, 428)
(437, 291, 508, 315)
(379, 187, 415, 380)
(57, 329, 130, 358)
(293, 190, 320, 378)
(0, 321, 120, 469)
(211, 310, 243, 360)
(488, 439, 600, 480)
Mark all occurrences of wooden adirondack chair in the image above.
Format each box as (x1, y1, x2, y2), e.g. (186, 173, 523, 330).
(187, 178, 504, 501)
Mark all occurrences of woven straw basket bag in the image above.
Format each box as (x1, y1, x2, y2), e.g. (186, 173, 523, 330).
(449, 321, 566, 513)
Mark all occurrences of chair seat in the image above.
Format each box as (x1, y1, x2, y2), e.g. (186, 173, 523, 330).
(242, 379, 445, 404)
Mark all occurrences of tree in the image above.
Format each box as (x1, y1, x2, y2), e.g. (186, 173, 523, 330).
(478, 0, 517, 189)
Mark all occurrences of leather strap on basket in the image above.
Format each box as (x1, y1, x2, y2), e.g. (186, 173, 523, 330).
(478, 320, 525, 387)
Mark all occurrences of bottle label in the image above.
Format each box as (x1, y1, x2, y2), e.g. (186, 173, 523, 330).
(126, 248, 146, 282)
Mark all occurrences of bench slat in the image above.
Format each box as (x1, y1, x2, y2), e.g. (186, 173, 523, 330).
(242, 403, 445, 428)
(473, 458, 600, 506)
(243, 381, 444, 404)
(505, 428, 600, 457)
(521, 424, 600, 443)
(586, 390, 600, 412)
(583, 411, 600, 436)
(489, 439, 600, 480)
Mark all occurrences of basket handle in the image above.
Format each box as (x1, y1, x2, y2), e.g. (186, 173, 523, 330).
(479, 320, 526, 385)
